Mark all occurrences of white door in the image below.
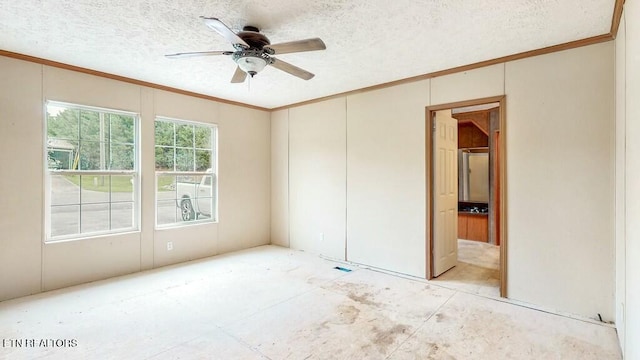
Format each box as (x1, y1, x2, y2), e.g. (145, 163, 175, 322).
(433, 110, 458, 277)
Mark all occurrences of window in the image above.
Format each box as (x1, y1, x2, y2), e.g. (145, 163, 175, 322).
(45, 102, 139, 241)
(155, 117, 217, 227)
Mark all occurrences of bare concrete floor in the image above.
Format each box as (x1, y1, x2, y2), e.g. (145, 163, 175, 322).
(0, 245, 621, 359)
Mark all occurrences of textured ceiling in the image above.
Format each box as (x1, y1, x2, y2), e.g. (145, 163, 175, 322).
(0, 0, 614, 109)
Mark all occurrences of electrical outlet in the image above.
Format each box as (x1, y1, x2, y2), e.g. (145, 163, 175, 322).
(167, 241, 173, 251)
(318, 232, 324, 242)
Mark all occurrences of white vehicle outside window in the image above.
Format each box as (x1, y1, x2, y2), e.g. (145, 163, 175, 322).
(155, 117, 217, 227)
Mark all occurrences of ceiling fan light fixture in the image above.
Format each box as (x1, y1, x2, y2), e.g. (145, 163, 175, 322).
(236, 56, 267, 77)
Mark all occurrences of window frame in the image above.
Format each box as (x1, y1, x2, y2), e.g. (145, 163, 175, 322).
(154, 116, 218, 228)
(44, 101, 141, 242)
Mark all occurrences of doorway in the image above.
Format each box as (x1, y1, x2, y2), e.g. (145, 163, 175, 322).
(426, 96, 507, 298)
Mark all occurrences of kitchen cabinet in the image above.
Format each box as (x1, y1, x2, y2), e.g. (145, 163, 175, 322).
(458, 213, 488, 242)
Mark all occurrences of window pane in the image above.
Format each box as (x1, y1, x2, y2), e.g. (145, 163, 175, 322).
(80, 175, 110, 203)
(79, 110, 101, 141)
(50, 205, 79, 237)
(177, 196, 197, 222)
(175, 124, 194, 148)
(155, 121, 174, 147)
(157, 200, 178, 225)
(155, 147, 174, 171)
(79, 141, 102, 170)
(176, 148, 194, 171)
(47, 107, 79, 142)
(47, 141, 78, 170)
(177, 174, 199, 184)
(111, 202, 133, 229)
(111, 175, 135, 202)
(157, 175, 176, 197)
(194, 126, 211, 148)
(109, 144, 134, 170)
(109, 114, 135, 144)
(195, 150, 211, 171)
(80, 203, 110, 233)
(194, 197, 212, 220)
(196, 175, 215, 220)
(50, 175, 80, 206)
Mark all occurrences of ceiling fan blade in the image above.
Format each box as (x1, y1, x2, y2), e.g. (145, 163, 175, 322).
(270, 58, 315, 80)
(265, 38, 326, 55)
(201, 17, 249, 47)
(231, 66, 247, 83)
(165, 50, 233, 59)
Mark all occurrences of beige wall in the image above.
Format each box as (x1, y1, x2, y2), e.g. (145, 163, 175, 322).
(346, 80, 429, 276)
(289, 98, 346, 260)
(505, 42, 615, 320)
(217, 103, 271, 254)
(614, 11, 627, 354)
(0, 57, 44, 300)
(272, 42, 615, 321)
(0, 57, 271, 301)
(431, 64, 504, 105)
(270, 109, 289, 247)
(617, 3, 640, 358)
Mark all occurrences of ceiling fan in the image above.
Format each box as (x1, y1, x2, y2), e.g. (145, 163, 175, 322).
(166, 17, 326, 83)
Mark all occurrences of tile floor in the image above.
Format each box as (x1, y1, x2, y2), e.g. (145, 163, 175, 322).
(432, 239, 501, 297)
(0, 245, 621, 359)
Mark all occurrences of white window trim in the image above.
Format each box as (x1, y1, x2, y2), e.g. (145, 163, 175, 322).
(154, 117, 218, 229)
(44, 101, 141, 242)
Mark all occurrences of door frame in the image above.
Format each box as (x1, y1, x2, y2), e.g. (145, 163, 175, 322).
(426, 95, 508, 298)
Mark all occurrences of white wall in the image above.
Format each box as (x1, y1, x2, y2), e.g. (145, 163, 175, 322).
(272, 43, 616, 321)
(0, 57, 271, 300)
(618, 2, 640, 358)
(289, 98, 346, 260)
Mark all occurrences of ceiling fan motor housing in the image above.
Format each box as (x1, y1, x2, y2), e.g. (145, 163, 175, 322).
(238, 28, 271, 50)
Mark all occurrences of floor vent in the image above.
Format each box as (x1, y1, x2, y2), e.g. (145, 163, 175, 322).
(333, 266, 352, 272)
